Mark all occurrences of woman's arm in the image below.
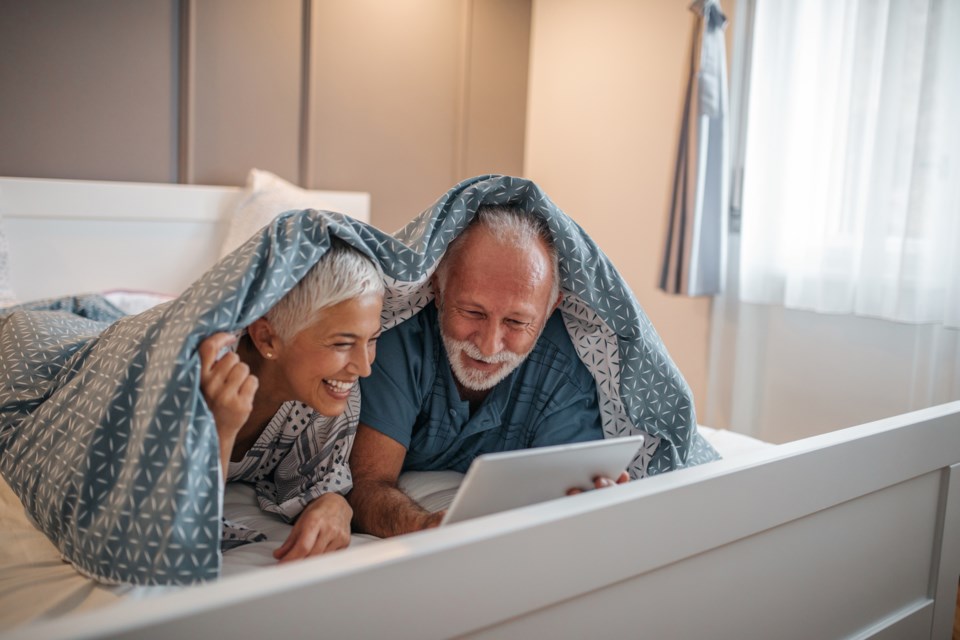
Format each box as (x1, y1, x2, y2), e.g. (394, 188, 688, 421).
(198, 332, 258, 483)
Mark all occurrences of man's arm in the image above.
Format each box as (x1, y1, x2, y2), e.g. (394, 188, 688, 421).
(347, 424, 444, 537)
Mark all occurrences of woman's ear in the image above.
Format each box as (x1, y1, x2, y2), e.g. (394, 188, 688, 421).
(247, 318, 282, 359)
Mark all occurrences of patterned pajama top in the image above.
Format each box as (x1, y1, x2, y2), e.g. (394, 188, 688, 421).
(221, 385, 358, 549)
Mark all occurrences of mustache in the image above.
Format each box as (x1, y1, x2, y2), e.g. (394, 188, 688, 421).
(456, 340, 523, 365)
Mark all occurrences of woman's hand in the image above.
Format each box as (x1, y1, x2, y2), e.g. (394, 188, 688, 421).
(199, 332, 258, 437)
(274, 493, 353, 563)
(199, 332, 258, 480)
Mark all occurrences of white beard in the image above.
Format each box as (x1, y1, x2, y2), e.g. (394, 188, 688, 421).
(441, 334, 527, 391)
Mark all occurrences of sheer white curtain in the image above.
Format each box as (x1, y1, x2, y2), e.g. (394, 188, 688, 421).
(738, 0, 960, 328)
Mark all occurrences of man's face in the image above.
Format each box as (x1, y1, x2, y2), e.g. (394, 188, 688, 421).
(436, 227, 558, 392)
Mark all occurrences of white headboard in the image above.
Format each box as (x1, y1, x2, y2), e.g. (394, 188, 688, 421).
(0, 177, 371, 300)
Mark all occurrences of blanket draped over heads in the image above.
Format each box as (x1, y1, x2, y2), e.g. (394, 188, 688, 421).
(379, 176, 719, 475)
(0, 174, 717, 586)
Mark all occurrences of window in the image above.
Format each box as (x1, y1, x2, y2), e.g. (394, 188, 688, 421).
(736, 0, 960, 328)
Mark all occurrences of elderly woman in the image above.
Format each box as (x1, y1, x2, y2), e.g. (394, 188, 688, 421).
(199, 239, 383, 563)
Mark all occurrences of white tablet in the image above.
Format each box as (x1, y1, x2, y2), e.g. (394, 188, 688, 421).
(440, 434, 645, 525)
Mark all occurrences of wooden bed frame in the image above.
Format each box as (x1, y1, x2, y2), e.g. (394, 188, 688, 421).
(2, 177, 959, 639)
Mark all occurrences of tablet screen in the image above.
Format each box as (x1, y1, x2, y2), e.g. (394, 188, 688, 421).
(441, 434, 645, 525)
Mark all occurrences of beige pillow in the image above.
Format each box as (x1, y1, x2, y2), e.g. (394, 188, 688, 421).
(219, 169, 338, 259)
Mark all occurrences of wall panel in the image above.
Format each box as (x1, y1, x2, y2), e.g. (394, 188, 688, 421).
(307, 0, 464, 232)
(189, 0, 302, 186)
(0, 0, 531, 232)
(0, 0, 177, 183)
(459, 0, 530, 181)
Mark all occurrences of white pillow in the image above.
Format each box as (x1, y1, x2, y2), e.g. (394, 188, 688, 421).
(218, 483, 378, 577)
(102, 289, 175, 315)
(397, 470, 465, 513)
(219, 169, 338, 259)
(0, 216, 17, 307)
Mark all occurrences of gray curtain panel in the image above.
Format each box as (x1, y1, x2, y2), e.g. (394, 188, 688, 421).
(660, 0, 729, 296)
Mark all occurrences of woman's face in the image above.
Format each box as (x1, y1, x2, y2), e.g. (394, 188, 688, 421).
(273, 291, 383, 417)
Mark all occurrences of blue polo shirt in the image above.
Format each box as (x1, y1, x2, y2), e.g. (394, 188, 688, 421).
(358, 303, 603, 473)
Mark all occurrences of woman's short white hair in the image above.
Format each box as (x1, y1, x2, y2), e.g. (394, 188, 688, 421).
(265, 239, 384, 341)
(435, 205, 560, 303)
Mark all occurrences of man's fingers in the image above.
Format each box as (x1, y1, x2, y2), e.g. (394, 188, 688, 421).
(567, 473, 627, 496)
(593, 476, 614, 489)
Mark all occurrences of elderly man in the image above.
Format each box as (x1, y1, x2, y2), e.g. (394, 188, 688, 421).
(349, 205, 616, 537)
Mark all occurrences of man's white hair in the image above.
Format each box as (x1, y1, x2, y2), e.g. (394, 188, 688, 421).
(435, 205, 560, 304)
(266, 239, 384, 341)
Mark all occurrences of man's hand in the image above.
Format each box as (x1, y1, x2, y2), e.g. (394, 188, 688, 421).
(565, 470, 630, 496)
(421, 510, 445, 529)
(273, 493, 352, 563)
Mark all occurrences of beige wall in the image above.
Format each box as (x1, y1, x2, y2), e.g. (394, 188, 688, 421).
(0, 0, 722, 415)
(525, 0, 729, 419)
(308, 0, 531, 232)
(0, 0, 178, 182)
(0, 0, 530, 234)
(190, 0, 303, 186)
(308, 0, 464, 230)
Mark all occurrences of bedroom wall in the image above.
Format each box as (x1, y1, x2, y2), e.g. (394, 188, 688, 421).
(306, 0, 531, 230)
(0, 1, 179, 183)
(523, 0, 732, 421)
(0, 0, 724, 426)
(707, 297, 960, 444)
(0, 0, 530, 233)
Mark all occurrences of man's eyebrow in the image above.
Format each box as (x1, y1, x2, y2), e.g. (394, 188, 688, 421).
(450, 298, 537, 318)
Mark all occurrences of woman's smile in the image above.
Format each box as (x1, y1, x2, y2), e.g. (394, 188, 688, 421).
(322, 378, 357, 399)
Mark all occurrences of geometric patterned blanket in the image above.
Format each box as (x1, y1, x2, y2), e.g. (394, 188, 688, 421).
(0, 213, 344, 586)
(0, 174, 718, 586)
(380, 175, 720, 477)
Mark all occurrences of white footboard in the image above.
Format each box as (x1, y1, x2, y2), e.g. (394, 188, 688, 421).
(12, 402, 959, 640)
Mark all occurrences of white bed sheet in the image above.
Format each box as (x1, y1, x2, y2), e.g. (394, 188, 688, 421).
(0, 481, 374, 628)
(0, 427, 768, 630)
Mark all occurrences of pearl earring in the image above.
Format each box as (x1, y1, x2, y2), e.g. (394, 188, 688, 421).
(265, 352, 274, 359)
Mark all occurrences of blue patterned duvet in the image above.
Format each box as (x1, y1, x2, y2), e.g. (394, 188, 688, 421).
(0, 175, 717, 585)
